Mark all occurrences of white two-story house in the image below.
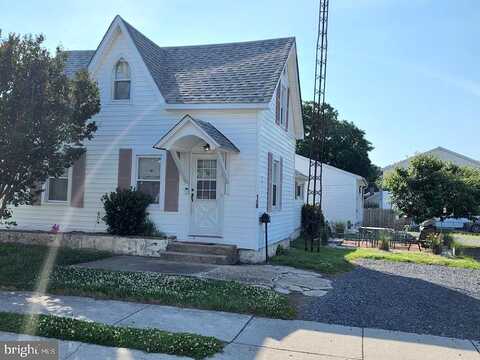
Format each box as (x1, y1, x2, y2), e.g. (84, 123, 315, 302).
(10, 16, 305, 261)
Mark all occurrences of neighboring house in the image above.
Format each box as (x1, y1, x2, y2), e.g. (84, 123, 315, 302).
(382, 146, 480, 174)
(9, 16, 304, 261)
(368, 147, 480, 228)
(295, 155, 367, 228)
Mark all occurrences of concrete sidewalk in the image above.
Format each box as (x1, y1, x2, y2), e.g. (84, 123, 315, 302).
(0, 291, 478, 359)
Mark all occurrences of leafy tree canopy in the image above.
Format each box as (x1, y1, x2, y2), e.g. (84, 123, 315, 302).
(0, 31, 100, 222)
(383, 155, 480, 223)
(296, 102, 381, 184)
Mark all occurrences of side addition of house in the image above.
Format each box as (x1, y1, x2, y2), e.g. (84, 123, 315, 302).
(10, 15, 304, 262)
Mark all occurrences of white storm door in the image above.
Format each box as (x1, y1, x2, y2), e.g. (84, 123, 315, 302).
(190, 155, 223, 236)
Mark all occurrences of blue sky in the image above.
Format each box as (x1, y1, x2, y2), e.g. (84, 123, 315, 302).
(2, 0, 478, 167)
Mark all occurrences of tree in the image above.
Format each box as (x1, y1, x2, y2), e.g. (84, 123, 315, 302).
(296, 102, 380, 183)
(0, 32, 100, 223)
(383, 155, 480, 223)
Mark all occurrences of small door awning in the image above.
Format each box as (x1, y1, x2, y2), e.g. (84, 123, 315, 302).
(153, 114, 240, 153)
(295, 170, 308, 182)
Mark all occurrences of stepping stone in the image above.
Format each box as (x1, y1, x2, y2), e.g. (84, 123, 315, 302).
(277, 273, 333, 290)
(303, 289, 329, 297)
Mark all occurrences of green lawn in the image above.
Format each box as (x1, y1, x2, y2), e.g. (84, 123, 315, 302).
(0, 312, 222, 359)
(271, 246, 356, 274)
(271, 240, 480, 274)
(0, 243, 294, 319)
(0, 243, 112, 289)
(346, 248, 480, 270)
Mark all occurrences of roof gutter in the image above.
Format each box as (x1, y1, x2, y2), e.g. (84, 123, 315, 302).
(164, 102, 270, 110)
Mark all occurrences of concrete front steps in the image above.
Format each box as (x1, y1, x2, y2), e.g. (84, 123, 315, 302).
(159, 241, 239, 265)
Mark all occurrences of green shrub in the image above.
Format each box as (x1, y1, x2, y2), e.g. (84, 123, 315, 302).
(377, 230, 391, 251)
(301, 204, 329, 244)
(378, 238, 390, 251)
(443, 232, 454, 248)
(142, 217, 165, 237)
(275, 245, 288, 256)
(102, 188, 153, 236)
(301, 204, 325, 236)
(426, 233, 443, 255)
(333, 222, 346, 235)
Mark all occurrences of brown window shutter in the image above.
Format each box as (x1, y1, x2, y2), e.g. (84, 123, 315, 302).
(275, 85, 281, 125)
(285, 88, 290, 131)
(267, 152, 273, 212)
(30, 183, 43, 206)
(117, 148, 132, 190)
(71, 152, 87, 208)
(279, 157, 283, 209)
(164, 151, 179, 212)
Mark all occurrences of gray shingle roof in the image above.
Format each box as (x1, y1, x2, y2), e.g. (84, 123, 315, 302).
(191, 118, 240, 152)
(63, 17, 295, 104)
(153, 115, 240, 153)
(63, 50, 95, 78)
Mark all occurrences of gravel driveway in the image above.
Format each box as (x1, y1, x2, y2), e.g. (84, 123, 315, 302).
(296, 259, 480, 340)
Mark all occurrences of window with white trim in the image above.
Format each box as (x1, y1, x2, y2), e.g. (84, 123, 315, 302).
(272, 160, 280, 208)
(295, 182, 304, 200)
(136, 156, 161, 203)
(47, 169, 69, 202)
(280, 84, 288, 128)
(113, 59, 131, 100)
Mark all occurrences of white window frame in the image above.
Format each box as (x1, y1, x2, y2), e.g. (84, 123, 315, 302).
(112, 57, 132, 102)
(272, 159, 280, 209)
(279, 84, 288, 129)
(44, 168, 72, 204)
(132, 149, 166, 210)
(295, 181, 305, 201)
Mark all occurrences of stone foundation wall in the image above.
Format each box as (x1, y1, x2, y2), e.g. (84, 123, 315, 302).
(239, 228, 300, 264)
(0, 230, 171, 257)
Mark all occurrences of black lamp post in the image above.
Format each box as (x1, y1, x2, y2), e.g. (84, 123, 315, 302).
(259, 212, 271, 263)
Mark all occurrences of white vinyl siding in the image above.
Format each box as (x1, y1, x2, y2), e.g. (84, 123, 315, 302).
(295, 154, 366, 227)
(8, 22, 299, 252)
(256, 64, 298, 249)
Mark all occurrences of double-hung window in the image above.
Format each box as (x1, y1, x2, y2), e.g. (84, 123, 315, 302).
(272, 160, 280, 208)
(295, 182, 304, 200)
(47, 170, 69, 202)
(280, 85, 287, 128)
(136, 157, 161, 204)
(113, 59, 131, 100)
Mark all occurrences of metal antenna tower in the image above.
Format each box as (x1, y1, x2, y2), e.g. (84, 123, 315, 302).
(307, 0, 330, 208)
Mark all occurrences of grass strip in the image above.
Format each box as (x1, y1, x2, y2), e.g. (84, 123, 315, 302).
(271, 246, 355, 274)
(49, 266, 295, 319)
(271, 239, 480, 274)
(345, 248, 480, 270)
(0, 311, 223, 359)
(0, 243, 295, 319)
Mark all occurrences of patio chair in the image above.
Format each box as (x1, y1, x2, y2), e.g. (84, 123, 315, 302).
(406, 228, 433, 251)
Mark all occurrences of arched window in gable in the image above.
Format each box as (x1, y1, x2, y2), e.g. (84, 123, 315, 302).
(113, 59, 131, 100)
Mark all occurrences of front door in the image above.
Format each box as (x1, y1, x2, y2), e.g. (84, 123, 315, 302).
(190, 154, 223, 237)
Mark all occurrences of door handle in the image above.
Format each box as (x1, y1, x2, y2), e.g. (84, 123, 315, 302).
(191, 190, 195, 202)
